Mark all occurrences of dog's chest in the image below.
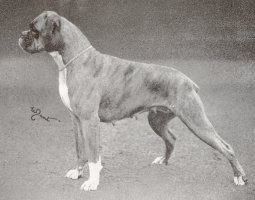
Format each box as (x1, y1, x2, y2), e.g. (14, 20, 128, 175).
(58, 69, 72, 110)
(49, 52, 72, 111)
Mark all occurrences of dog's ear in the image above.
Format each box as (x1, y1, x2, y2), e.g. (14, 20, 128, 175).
(44, 11, 61, 34)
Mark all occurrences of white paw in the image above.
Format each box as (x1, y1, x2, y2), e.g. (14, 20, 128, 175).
(152, 156, 165, 164)
(65, 168, 82, 180)
(80, 157, 102, 191)
(234, 176, 246, 186)
(80, 179, 99, 191)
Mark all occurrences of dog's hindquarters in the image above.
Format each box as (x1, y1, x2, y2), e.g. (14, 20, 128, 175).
(174, 89, 247, 185)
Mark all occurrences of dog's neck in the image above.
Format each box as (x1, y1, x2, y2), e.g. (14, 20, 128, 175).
(57, 18, 92, 65)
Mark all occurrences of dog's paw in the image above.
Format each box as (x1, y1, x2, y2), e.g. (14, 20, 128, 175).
(234, 176, 247, 186)
(80, 179, 99, 191)
(152, 156, 166, 165)
(65, 168, 82, 180)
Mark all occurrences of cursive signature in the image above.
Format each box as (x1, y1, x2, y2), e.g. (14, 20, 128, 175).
(30, 107, 60, 122)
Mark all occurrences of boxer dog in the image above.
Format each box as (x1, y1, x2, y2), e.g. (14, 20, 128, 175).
(19, 11, 247, 191)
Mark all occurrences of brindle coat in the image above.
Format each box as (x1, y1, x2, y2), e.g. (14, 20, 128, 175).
(19, 11, 247, 190)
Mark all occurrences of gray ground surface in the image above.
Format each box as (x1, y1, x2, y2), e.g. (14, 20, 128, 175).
(0, 57, 254, 200)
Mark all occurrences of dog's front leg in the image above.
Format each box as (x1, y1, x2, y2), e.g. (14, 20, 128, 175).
(65, 114, 87, 179)
(79, 116, 102, 191)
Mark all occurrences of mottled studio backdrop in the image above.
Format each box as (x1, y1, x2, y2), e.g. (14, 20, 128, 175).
(1, 0, 255, 59)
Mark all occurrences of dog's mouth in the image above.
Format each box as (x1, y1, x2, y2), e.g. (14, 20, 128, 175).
(19, 31, 34, 48)
(19, 31, 41, 54)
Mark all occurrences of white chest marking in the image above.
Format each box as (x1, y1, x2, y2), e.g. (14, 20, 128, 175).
(58, 69, 72, 111)
(49, 52, 72, 111)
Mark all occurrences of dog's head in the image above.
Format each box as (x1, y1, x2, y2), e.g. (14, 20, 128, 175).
(19, 11, 63, 53)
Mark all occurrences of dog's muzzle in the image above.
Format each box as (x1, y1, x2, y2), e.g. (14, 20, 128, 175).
(19, 31, 34, 49)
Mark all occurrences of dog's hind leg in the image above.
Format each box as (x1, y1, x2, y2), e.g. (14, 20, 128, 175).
(175, 90, 247, 185)
(65, 114, 86, 179)
(148, 110, 176, 165)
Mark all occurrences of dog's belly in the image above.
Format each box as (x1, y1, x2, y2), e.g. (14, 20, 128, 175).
(97, 87, 170, 122)
(98, 104, 144, 122)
